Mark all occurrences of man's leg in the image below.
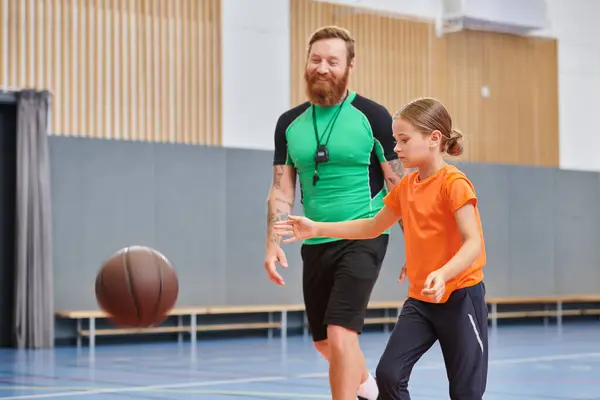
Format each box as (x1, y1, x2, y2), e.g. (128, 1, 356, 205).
(324, 236, 388, 400)
(375, 299, 438, 400)
(312, 335, 369, 395)
(301, 243, 335, 357)
(434, 282, 488, 400)
(314, 339, 331, 359)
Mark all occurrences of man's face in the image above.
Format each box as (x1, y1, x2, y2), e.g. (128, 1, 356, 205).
(304, 38, 353, 106)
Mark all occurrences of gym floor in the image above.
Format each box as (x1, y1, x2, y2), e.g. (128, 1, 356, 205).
(0, 322, 599, 399)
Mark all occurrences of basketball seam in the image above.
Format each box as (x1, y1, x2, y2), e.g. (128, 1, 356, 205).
(123, 247, 142, 324)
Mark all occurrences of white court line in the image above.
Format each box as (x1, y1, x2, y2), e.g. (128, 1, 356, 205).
(2, 352, 600, 399)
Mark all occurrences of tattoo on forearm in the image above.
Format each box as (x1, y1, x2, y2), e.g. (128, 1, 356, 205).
(386, 175, 401, 185)
(385, 159, 405, 186)
(268, 208, 288, 225)
(273, 198, 293, 208)
(389, 159, 405, 178)
(273, 166, 284, 190)
(268, 166, 296, 245)
(267, 196, 292, 244)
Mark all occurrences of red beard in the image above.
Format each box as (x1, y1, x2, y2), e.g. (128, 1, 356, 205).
(304, 67, 350, 106)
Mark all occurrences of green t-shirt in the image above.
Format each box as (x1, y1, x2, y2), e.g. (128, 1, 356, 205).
(273, 91, 398, 245)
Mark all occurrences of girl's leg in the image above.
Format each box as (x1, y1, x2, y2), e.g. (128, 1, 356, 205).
(435, 282, 488, 399)
(375, 298, 438, 400)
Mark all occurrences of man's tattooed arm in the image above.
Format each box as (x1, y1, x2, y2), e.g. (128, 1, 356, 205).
(382, 159, 405, 232)
(384, 159, 405, 186)
(267, 197, 293, 245)
(266, 165, 296, 247)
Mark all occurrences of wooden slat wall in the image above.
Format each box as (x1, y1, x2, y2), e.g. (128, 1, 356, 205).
(431, 30, 559, 166)
(290, 0, 559, 167)
(0, 0, 221, 145)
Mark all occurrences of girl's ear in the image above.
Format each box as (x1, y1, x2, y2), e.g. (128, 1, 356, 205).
(429, 130, 442, 148)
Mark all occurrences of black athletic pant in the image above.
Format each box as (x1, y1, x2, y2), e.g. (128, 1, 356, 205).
(375, 282, 488, 400)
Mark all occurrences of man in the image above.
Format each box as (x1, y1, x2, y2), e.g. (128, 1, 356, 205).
(264, 26, 404, 400)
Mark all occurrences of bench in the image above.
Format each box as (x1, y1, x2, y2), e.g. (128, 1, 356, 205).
(56, 304, 306, 350)
(56, 295, 600, 349)
(364, 296, 600, 332)
(362, 296, 600, 332)
(56, 301, 404, 350)
(487, 295, 600, 329)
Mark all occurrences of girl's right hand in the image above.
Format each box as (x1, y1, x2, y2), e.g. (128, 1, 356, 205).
(273, 215, 318, 244)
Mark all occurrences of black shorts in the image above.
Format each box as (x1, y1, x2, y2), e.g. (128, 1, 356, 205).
(301, 234, 389, 342)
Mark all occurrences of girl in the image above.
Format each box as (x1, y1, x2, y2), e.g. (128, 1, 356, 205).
(274, 97, 488, 400)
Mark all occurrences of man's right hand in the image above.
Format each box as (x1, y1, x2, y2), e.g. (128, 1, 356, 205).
(264, 164, 296, 287)
(264, 246, 289, 286)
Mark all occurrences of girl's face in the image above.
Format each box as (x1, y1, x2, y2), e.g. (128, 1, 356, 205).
(392, 118, 442, 169)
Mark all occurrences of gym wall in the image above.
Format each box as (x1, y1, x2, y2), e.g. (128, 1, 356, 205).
(50, 135, 600, 312)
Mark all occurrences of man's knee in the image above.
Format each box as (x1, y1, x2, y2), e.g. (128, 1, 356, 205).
(313, 339, 330, 360)
(326, 324, 358, 356)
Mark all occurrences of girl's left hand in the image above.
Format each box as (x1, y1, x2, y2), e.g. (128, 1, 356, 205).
(421, 270, 446, 303)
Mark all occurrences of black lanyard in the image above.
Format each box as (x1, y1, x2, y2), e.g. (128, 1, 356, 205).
(311, 91, 348, 186)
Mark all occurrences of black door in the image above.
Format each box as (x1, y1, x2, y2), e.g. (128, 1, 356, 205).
(0, 102, 17, 347)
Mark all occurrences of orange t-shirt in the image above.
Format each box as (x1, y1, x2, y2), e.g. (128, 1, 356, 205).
(383, 164, 486, 304)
